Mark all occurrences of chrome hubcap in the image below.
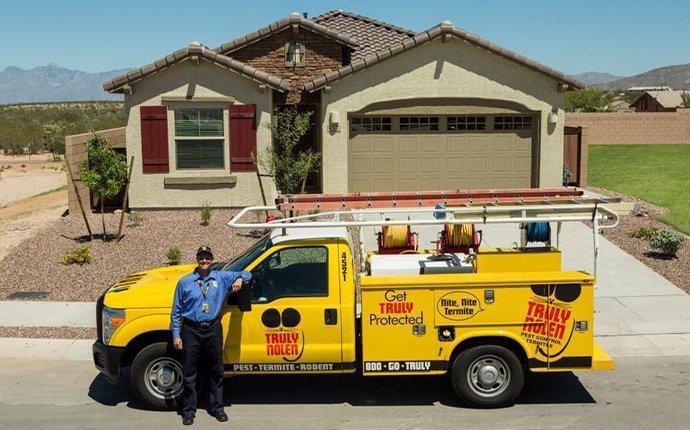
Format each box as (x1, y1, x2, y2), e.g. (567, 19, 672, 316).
(467, 355, 510, 398)
(145, 358, 183, 399)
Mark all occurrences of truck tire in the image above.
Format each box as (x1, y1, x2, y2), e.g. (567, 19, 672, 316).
(130, 342, 183, 410)
(451, 344, 524, 408)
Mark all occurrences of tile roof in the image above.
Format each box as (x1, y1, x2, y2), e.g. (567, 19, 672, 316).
(312, 10, 415, 61)
(644, 90, 688, 108)
(213, 12, 360, 55)
(303, 21, 583, 92)
(103, 43, 290, 93)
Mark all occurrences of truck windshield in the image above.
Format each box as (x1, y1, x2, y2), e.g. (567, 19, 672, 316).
(222, 234, 271, 272)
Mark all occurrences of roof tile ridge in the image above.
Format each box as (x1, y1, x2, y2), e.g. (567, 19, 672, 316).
(213, 13, 359, 54)
(313, 9, 416, 36)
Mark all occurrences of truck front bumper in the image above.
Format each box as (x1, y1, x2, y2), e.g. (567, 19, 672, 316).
(92, 340, 125, 384)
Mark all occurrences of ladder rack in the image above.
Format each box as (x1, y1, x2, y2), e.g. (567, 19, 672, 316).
(275, 187, 584, 211)
(227, 189, 621, 278)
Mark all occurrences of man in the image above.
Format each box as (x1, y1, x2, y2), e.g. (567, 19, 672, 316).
(171, 245, 252, 426)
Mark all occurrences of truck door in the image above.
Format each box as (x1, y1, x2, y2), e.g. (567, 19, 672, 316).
(223, 243, 344, 372)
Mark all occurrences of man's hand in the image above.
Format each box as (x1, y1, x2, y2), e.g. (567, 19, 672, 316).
(173, 337, 183, 350)
(231, 277, 243, 293)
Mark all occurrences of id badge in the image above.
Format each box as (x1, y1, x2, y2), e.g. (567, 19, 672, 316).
(201, 301, 210, 313)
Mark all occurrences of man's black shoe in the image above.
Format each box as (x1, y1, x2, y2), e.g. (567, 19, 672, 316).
(210, 409, 228, 422)
(182, 415, 194, 426)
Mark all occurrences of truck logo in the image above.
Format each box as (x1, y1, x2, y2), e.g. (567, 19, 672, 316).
(521, 284, 579, 362)
(261, 308, 305, 362)
(436, 291, 484, 321)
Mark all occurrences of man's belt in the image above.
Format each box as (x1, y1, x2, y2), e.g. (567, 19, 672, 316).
(183, 316, 219, 329)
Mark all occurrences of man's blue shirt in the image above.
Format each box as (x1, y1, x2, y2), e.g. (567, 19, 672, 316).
(171, 269, 252, 339)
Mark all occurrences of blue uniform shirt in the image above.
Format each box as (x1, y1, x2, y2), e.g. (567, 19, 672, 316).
(171, 269, 252, 339)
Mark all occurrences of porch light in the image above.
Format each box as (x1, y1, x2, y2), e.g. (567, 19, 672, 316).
(329, 111, 341, 131)
(548, 111, 559, 125)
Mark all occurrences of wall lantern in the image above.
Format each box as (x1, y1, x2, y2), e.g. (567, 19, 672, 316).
(329, 111, 341, 132)
(548, 111, 559, 125)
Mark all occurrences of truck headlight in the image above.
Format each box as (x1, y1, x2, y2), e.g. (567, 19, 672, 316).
(102, 306, 125, 345)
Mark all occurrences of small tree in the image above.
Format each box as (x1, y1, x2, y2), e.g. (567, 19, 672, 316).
(263, 107, 320, 194)
(565, 88, 609, 112)
(78, 134, 127, 241)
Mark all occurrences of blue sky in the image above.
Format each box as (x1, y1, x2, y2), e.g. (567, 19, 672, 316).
(2, 0, 689, 76)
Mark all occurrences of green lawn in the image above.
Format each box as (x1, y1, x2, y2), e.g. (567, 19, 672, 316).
(588, 144, 690, 234)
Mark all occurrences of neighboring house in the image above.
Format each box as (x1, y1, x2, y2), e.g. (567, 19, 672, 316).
(631, 90, 688, 112)
(103, 10, 582, 209)
(610, 100, 633, 112)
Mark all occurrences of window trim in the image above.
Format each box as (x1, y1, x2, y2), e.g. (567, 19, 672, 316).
(172, 106, 227, 171)
(249, 245, 329, 304)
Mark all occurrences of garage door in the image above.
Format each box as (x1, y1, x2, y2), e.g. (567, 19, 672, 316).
(348, 115, 535, 192)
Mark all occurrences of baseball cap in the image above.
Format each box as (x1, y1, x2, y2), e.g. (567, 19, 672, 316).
(196, 245, 214, 259)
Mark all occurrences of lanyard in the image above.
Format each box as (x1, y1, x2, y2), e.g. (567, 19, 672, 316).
(197, 277, 212, 299)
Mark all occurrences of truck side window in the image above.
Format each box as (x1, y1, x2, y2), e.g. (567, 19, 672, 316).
(251, 246, 328, 303)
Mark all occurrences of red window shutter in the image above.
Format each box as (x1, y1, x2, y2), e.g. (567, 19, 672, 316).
(229, 104, 257, 172)
(140, 106, 169, 174)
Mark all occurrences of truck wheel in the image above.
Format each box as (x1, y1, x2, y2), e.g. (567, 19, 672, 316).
(130, 342, 183, 410)
(451, 345, 524, 408)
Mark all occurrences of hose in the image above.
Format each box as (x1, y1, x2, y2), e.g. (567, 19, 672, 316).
(446, 223, 475, 247)
(382, 225, 410, 248)
(526, 222, 551, 243)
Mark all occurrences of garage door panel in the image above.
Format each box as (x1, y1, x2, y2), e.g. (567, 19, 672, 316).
(348, 115, 534, 193)
(399, 158, 418, 173)
(446, 156, 467, 173)
(373, 157, 394, 174)
(467, 157, 487, 173)
(398, 136, 418, 153)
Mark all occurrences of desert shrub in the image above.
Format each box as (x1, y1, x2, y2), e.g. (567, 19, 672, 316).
(167, 247, 182, 265)
(61, 246, 93, 265)
(628, 226, 660, 239)
(649, 230, 684, 256)
(127, 211, 144, 227)
(200, 205, 211, 226)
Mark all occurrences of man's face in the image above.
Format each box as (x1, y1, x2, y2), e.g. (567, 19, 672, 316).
(197, 253, 213, 271)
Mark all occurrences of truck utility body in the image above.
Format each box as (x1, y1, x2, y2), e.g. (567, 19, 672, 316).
(93, 188, 617, 409)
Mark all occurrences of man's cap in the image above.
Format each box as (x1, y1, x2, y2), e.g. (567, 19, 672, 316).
(196, 246, 214, 258)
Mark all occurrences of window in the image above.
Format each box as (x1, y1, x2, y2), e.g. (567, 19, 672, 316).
(174, 108, 224, 169)
(447, 116, 487, 131)
(285, 41, 306, 67)
(251, 247, 328, 303)
(350, 116, 392, 133)
(399, 116, 439, 131)
(493, 115, 533, 131)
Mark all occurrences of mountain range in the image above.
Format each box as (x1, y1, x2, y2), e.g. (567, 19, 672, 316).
(0, 64, 128, 104)
(2, 62, 690, 104)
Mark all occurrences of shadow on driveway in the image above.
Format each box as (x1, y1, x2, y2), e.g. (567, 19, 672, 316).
(88, 369, 594, 409)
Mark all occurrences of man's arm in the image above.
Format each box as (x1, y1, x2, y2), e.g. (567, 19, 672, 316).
(171, 280, 184, 342)
(219, 270, 252, 295)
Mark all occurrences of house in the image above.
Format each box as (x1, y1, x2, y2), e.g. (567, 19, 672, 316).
(103, 10, 582, 209)
(610, 100, 633, 112)
(631, 90, 688, 112)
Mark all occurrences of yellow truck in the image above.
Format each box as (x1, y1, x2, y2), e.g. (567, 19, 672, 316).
(92, 189, 616, 409)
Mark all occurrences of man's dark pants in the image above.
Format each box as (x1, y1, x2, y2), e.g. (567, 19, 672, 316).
(180, 319, 224, 417)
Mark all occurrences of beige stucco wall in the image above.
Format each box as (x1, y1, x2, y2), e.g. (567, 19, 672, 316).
(124, 59, 275, 209)
(320, 37, 566, 192)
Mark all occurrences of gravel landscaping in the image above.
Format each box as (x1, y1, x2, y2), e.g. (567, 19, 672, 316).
(589, 186, 690, 294)
(0, 326, 95, 339)
(0, 209, 259, 301)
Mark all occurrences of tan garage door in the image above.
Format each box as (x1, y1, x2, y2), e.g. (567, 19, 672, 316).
(348, 115, 535, 192)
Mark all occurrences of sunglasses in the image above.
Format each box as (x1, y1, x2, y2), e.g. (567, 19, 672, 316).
(197, 254, 214, 261)
(530, 284, 581, 303)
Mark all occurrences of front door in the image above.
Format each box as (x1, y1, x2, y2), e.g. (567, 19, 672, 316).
(222, 243, 343, 373)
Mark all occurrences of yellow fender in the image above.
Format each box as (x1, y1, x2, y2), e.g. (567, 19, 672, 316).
(109, 312, 171, 347)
